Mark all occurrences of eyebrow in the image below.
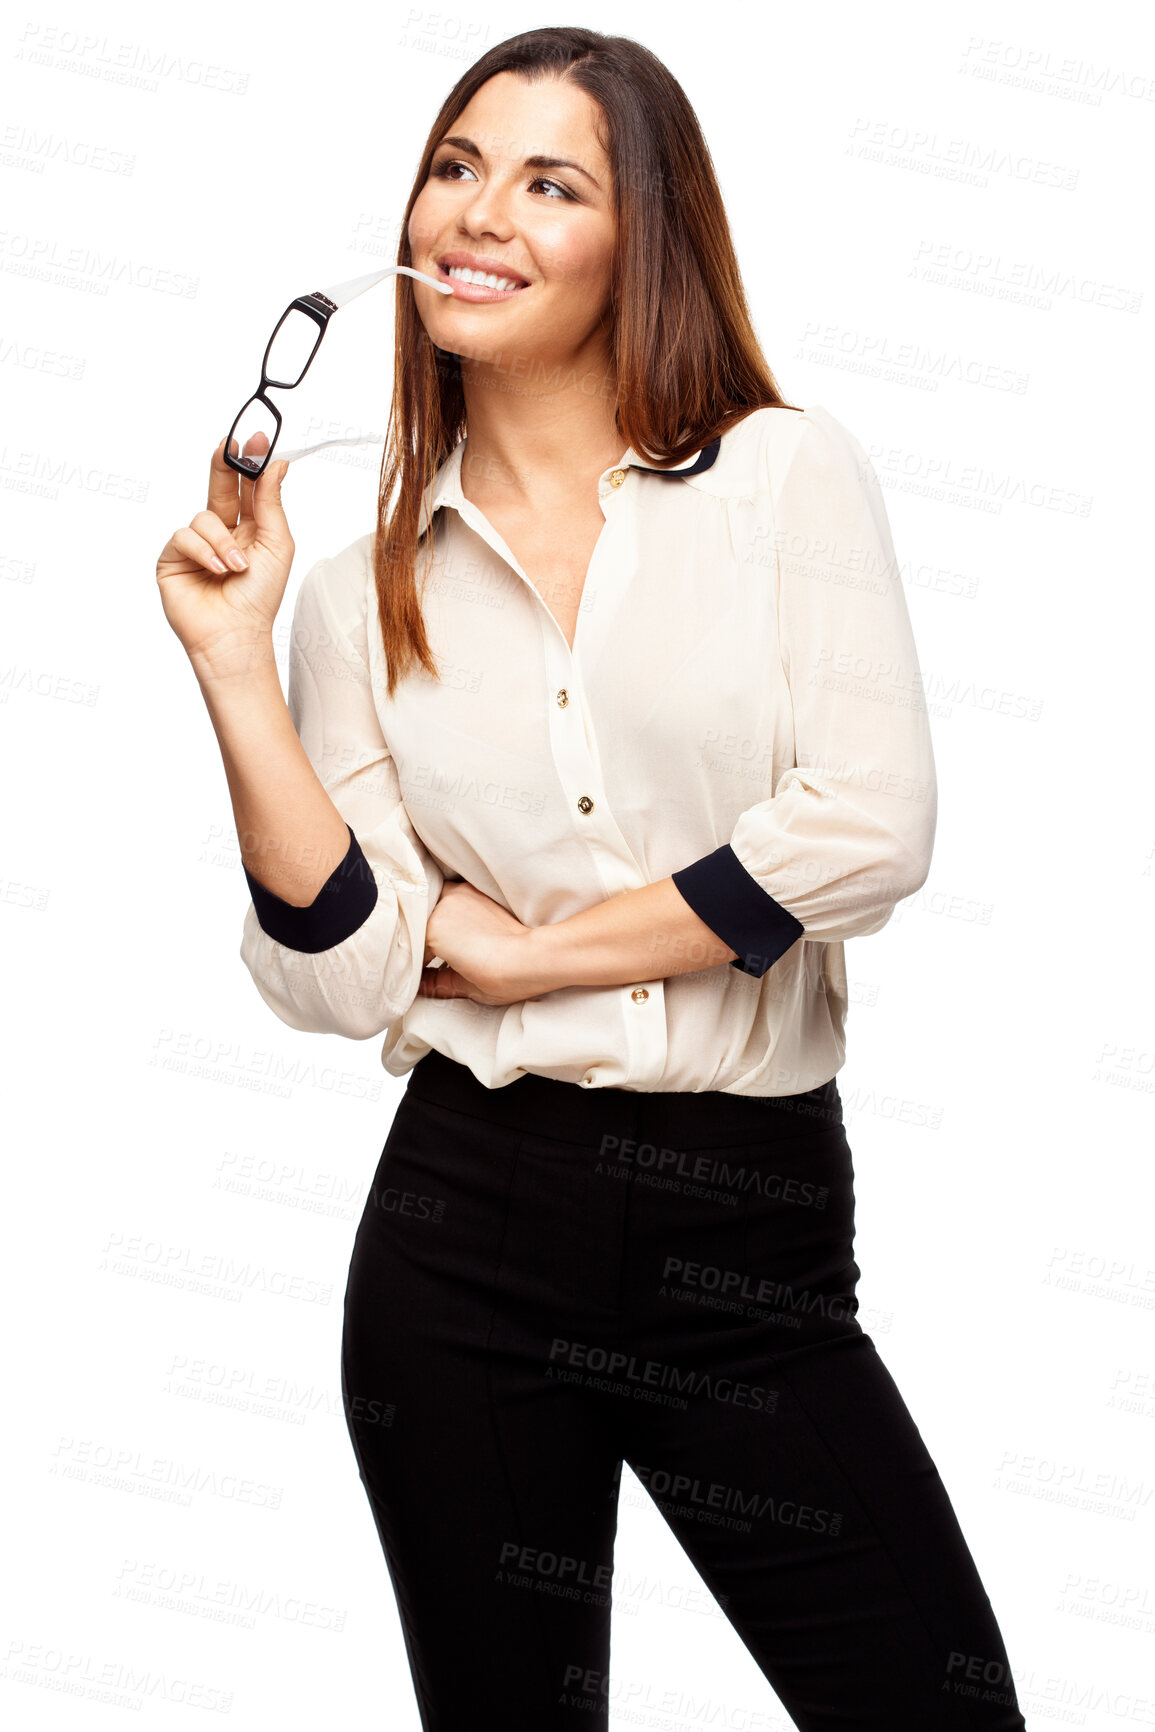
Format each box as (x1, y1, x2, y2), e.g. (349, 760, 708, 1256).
(434, 134, 601, 191)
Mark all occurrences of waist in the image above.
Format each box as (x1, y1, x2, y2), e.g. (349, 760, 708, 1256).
(405, 1046, 844, 1149)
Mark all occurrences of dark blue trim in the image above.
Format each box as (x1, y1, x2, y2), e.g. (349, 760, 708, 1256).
(631, 435, 722, 478)
(244, 822, 378, 954)
(671, 843, 805, 978)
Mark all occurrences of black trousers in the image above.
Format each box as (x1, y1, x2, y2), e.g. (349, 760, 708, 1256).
(341, 1049, 1027, 1731)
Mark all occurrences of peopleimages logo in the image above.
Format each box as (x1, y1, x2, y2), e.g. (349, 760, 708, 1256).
(631, 1461, 844, 1537)
(547, 1338, 779, 1414)
(662, 1257, 858, 1321)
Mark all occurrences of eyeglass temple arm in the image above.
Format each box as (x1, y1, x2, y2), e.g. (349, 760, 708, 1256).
(314, 263, 453, 309)
(275, 431, 386, 462)
(264, 265, 453, 463)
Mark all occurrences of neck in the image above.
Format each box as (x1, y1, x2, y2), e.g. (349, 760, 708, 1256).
(456, 342, 626, 509)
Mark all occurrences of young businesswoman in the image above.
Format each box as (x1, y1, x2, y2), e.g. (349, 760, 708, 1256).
(157, 27, 1028, 1732)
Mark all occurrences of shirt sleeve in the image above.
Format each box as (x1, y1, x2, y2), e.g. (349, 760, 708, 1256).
(238, 540, 444, 1037)
(671, 405, 937, 978)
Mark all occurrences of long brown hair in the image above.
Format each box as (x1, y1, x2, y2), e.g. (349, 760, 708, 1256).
(374, 25, 800, 697)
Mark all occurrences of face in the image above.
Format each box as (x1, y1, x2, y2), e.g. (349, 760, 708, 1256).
(407, 72, 616, 385)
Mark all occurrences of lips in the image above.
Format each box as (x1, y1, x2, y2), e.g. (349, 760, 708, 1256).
(437, 251, 530, 287)
(433, 252, 532, 302)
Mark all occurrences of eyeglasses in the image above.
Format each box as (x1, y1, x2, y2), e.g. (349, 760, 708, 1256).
(223, 264, 453, 479)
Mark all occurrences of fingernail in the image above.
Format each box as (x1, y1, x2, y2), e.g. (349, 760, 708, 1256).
(209, 556, 227, 573)
(226, 549, 248, 571)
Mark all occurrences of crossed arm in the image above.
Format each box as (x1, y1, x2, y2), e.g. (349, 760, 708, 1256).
(418, 874, 745, 1005)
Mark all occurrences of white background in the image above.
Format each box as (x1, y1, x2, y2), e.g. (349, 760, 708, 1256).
(3, 0, 1153, 1725)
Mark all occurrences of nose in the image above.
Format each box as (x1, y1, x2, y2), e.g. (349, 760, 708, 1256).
(456, 172, 517, 245)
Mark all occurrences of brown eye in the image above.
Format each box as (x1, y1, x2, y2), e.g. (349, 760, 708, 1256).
(529, 176, 574, 201)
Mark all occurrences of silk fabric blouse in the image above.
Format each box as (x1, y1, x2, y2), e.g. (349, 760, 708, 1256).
(239, 402, 936, 1095)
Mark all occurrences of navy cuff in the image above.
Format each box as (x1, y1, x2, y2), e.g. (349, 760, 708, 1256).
(243, 823, 378, 954)
(671, 843, 805, 978)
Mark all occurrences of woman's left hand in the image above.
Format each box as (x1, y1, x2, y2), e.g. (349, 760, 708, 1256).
(417, 880, 552, 1006)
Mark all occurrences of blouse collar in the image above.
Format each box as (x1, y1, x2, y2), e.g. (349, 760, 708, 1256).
(417, 430, 723, 540)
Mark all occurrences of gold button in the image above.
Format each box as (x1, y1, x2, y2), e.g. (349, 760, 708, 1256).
(609, 469, 626, 487)
(631, 988, 649, 1004)
(556, 688, 569, 706)
(577, 794, 594, 814)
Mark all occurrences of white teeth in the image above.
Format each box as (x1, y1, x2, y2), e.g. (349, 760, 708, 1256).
(445, 265, 525, 292)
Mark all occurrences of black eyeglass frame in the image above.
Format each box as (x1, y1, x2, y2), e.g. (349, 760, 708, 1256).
(222, 264, 454, 480)
(223, 292, 335, 479)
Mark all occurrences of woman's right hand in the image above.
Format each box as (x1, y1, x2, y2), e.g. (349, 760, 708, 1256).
(156, 435, 295, 678)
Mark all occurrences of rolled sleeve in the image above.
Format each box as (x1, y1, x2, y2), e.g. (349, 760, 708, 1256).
(671, 406, 937, 977)
(239, 540, 444, 1038)
(242, 822, 378, 955)
(671, 845, 804, 977)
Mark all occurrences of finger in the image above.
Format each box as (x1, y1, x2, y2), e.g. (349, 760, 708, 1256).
(249, 456, 291, 538)
(189, 510, 250, 572)
(236, 464, 258, 525)
(215, 431, 262, 528)
(417, 965, 460, 999)
(207, 434, 242, 531)
(169, 523, 239, 576)
(234, 431, 276, 526)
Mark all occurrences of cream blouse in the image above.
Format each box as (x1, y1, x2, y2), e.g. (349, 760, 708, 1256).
(238, 402, 937, 1095)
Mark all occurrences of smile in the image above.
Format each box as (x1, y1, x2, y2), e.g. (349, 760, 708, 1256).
(436, 259, 531, 302)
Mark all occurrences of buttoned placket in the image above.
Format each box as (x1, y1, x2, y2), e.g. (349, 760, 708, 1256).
(439, 456, 669, 1090)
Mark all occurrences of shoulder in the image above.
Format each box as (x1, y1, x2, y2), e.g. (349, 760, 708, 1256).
(294, 529, 375, 625)
(291, 530, 376, 660)
(706, 402, 871, 500)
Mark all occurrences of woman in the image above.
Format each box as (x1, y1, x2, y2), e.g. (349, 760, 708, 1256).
(157, 26, 1028, 1732)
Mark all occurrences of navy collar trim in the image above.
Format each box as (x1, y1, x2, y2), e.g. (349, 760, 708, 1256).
(629, 435, 722, 478)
